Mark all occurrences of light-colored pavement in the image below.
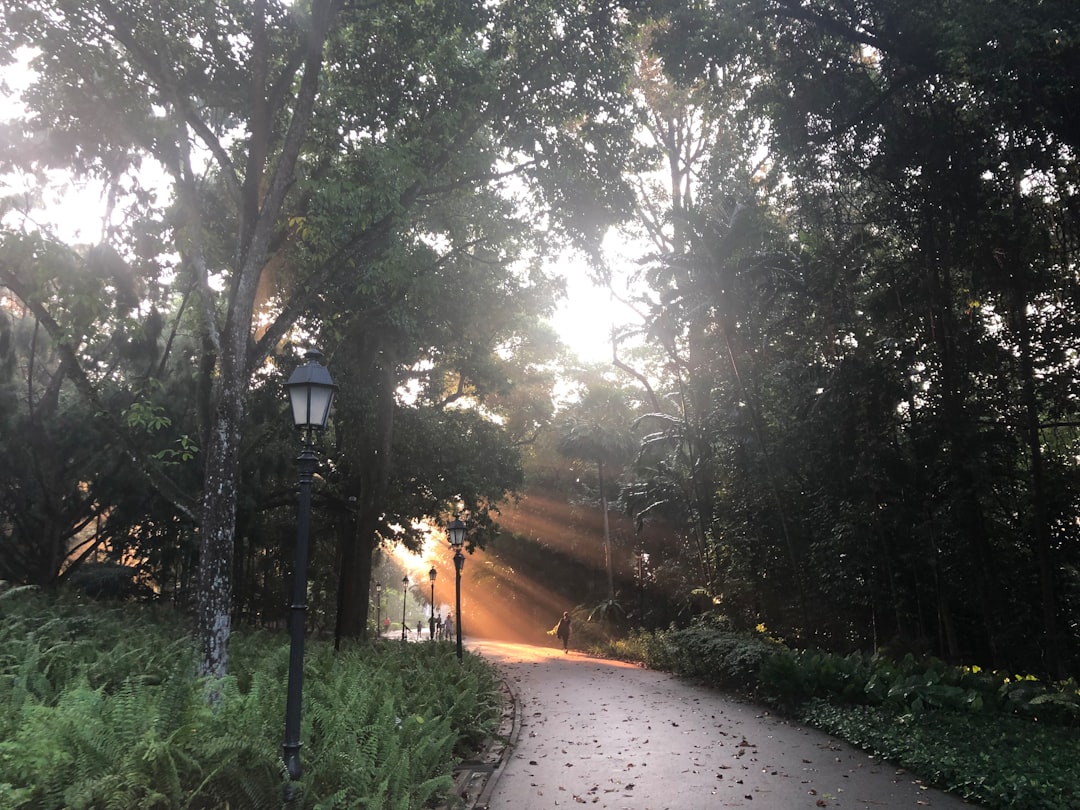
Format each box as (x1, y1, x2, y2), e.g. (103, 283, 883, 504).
(468, 639, 982, 810)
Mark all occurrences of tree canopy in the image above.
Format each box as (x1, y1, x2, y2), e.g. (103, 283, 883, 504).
(2, 0, 1078, 679)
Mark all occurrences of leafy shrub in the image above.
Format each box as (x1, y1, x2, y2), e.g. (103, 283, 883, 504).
(588, 626, 669, 666)
(800, 699, 1080, 810)
(647, 614, 783, 693)
(759, 648, 877, 708)
(758, 645, 1080, 726)
(0, 589, 501, 809)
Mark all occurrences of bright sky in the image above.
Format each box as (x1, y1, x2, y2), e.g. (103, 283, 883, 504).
(547, 233, 648, 365)
(549, 269, 618, 363)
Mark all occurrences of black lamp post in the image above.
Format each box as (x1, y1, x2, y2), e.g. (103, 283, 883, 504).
(428, 567, 437, 640)
(401, 575, 409, 641)
(282, 349, 336, 785)
(375, 581, 382, 638)
(447, 519, 467, 661)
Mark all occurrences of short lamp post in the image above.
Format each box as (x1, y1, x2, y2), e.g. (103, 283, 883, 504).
(401, 576, 409, 641)
(283, 349, 336, 786)
(428, 567, 437, 640)
(375, 582, 382, 638)
(447, 519, 467, 661)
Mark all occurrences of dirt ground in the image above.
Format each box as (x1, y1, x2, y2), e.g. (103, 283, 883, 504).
(468, 640, 982, 810)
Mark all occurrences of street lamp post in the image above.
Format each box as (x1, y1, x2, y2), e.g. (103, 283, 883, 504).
(447, 519, 467, 661)
(428, 567, 437, 641)
(282, 349, 336, 786)
(375, 581, 382, 639)
(401, 575, 409, 641)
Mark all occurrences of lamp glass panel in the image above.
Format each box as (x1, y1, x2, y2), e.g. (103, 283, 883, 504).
(309, 384, 335, 428)
(289, 384, 312, 427)
(447, 521, 467, 548)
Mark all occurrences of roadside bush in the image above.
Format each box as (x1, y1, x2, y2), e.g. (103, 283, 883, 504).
(801, 700, 1080, 810)
(590, 627, 669, 666)
(0, 588, 500, 809)
(648, 614, 783, 693)
(758, 647, 875, 708)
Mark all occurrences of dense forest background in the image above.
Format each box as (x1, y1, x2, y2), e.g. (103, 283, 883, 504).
(1, 0, 1077, 680)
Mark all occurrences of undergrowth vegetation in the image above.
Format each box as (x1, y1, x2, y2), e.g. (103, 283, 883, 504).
(592, 614, 1080, 810)
(0, 587, 500, 809)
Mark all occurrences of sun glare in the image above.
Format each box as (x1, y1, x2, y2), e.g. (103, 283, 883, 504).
(548, 233, 646, 365)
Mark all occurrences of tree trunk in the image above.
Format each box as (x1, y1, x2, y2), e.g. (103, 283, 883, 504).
(194, 353, 247, 678)
(927, 254, 1000, 664)
(598, 460, 615, 601)
(335, 341, 397, 641)
(1011, 288, 1063, 677)
(337, 518, 378, 640)
(190, 0, 336, 677)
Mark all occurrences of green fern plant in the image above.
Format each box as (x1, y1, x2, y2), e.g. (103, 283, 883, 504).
(1, 593, 502, 810)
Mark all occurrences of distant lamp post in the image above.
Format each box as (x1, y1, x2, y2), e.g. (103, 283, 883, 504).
(447, 519, 467, 661)
(375, 582, 382, 638)
(428, 567, 437, 640)
(282, 349, 336, 786)
(401, 576, 409, 641)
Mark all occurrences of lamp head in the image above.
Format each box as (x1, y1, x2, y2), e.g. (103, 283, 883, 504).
(429, 566, 437, 582)
(286, 349, 336, 430)
(447, 519, 467, 550)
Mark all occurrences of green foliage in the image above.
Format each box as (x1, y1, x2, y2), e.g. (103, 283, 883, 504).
(625, 614, 784, 693)
(759, 646, 1080, 724)
(758, 648, 877, 709)
(0, 591, 500, 809)
(590, 627, 671, 667)
(800, 701, 1080, 810)
(620, 0, 1080, 679)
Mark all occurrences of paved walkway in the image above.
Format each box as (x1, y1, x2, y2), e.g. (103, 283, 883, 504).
(462, 640, 982, 810)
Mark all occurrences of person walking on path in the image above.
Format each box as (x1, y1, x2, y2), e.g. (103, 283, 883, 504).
(555, 611, 571, 652)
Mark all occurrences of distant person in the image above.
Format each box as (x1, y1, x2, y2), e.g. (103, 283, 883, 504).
(556, 611, 572, 653)
(429, 614, 436, 640)
(444, 614, 454, 640)
(383, 617, 390, 635)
